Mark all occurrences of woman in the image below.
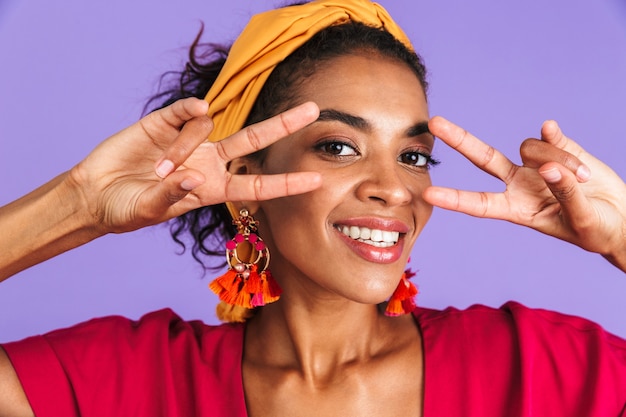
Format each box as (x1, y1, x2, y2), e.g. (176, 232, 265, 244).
(2, 1, 624, 340)
(1, 0, 626, 415)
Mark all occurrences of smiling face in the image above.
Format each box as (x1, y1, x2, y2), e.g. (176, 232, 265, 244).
(246, 52, 434, 306)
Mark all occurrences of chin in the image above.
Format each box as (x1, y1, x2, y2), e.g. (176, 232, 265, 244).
(345, 282, 398, 305)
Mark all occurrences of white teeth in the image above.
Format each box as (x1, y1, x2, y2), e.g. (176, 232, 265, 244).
(338, 225, 400, 247)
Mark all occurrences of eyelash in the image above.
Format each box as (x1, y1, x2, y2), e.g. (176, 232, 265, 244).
(398, 151, 441, 169)
(316, 140, 358, 157)
(315, 139, 440, 169)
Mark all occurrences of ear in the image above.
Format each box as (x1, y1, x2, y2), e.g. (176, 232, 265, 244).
(227, 156, 252, 176)
(227, 156, 262, 215)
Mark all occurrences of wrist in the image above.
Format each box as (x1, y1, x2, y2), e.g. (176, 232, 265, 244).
(602, 225, 626, 273)
(61, 167, 108, 240)
(602, 251, 626, 274)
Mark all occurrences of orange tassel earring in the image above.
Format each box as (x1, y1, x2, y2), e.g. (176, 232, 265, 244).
(384, 268, 418, 317)
(209, 209, 281, 309)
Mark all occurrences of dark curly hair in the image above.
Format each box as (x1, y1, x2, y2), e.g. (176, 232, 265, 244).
(146, 19, 428, 271)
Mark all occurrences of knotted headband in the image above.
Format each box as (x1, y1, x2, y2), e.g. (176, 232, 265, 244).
(204, 0, 411, 141)
(203, 0, 412, 217)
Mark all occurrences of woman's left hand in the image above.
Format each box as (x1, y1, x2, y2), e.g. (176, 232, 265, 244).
(423, 116, 626, 272)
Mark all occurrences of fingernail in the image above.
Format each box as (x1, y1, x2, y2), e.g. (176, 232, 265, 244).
(540, 167, 562, 183)
(576, 165, 591, 182)
(181, 178, 201, 191)
(156, 159, 175, 178)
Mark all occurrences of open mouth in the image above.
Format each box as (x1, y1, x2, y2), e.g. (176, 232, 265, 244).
(336, 225, 400, 248)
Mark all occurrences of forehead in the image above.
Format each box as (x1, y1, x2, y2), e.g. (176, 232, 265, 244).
(296, 53, 429, 122)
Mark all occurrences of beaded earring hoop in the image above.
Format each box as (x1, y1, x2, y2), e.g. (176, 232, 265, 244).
(209, 209, 282, 309)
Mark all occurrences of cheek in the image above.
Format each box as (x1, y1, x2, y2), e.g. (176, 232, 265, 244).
(414, 174, 433, 208)
(405, 173, 434, 237)
(258, 182, 339, 232)
(256, 193, 321, 245)
(413, 200, 433, 236)
(255, 179, 348, 252)
(254, 194, 326, 280)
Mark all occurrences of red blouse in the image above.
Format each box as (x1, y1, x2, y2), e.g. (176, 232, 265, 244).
(4, 302, 626, 416)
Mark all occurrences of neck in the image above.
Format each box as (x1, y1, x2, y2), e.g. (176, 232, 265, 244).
(244, 293, 415, 385)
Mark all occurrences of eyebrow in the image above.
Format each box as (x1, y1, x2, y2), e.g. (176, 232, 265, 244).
(317, 109, 369, 130)
(407, 122, 430, 138)
(316, 108, 431, 139)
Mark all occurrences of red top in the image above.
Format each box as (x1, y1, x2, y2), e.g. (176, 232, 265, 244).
(4, 302, 626, 416)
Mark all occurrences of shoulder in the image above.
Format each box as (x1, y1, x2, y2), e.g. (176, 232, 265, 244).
(413, 302, 626, 415)
(34, 308, 245, 358)
(1, 309, 247, 416)
(3, 308, 245, 381)
(413, 300, 626, 351)
(42, 308, 241, 339)
(4, 308, 238, 348)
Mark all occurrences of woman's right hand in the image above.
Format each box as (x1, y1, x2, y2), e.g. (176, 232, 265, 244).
(68, 98, 322, 234)
(0, 98, 321, 280)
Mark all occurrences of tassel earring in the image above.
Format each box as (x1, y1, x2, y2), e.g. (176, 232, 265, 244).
(209, 209, 281, 309)
(384, 268, 418, 317)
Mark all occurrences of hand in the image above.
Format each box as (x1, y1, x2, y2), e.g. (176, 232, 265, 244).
(67, 98, 322, 234)
(423, 116, 626, 271)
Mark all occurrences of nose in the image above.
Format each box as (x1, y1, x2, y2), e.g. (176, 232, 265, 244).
(355, 159, 413, 207)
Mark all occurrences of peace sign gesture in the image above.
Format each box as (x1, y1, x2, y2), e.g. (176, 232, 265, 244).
(0, 98, 322, 280)
(70, 98, 322, 234)
(423, 116, 626, 272)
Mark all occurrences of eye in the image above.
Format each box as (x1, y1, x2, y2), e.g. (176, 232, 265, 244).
(316, 140, 358, 157)
(399, 151, 439, 169)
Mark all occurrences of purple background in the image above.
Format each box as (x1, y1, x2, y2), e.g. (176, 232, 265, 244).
(1, 1, 625, 343)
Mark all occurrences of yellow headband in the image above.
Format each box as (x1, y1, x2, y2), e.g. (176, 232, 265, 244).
(204, 0, 411, 141)
(203, 0, 412, 217)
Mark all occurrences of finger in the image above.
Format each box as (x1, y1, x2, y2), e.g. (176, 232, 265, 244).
(429, 116, 517, 183)
(140, 169, 206, 220)
(538, 161, 595, 227)
(153, 97, 210, 129)
(216, 102, 320, 162)
(141, 98, 210, 143)
(540, 120, 587, 157)
(423, 186, 510, 220)
(520, 138, 591, 182)
(224, 172, 322, 202)
(155, 115, 214, 178)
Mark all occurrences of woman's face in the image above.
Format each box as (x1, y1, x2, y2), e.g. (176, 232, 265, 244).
(250, 52, 434, 305)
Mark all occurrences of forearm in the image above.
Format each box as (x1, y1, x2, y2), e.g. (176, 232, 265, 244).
(0, 173, 103, 282)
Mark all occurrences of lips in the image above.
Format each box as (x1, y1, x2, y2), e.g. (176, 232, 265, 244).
(337, 225, 399, 248)
(333, 219, 408, 263)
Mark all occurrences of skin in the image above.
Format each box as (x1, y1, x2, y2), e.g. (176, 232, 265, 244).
(238, 53, 430, 416)
(0, 99, 322, 282)
(424, 118, 626, 270)
(0, 99, 322, 417)
(1, 48, 626, 417)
